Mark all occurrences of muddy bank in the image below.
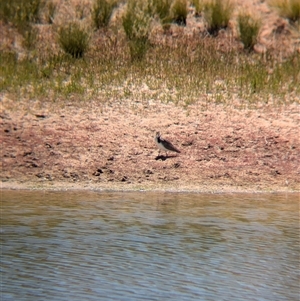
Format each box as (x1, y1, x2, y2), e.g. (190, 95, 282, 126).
(1, 99, 299, 193)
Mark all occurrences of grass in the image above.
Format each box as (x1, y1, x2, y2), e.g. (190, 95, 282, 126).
(268, 0, 300, 23)
(150, 0, 188, 29)
(1, 38, 299, 106)
(45, 1, 57, 24)
(122, 0, 152, 60)
(0, 0, 42, 50)
(92, 0, 117, 29)
(0, 0, 299, 107)
(171, 0, 188, 26)
(152, 0, 173, 30)
(0, 0, 42, 27)
(22, 24, 39, 50)
(191, 0, 206, 16)
(238, 14, 261, 51)
(58, 22, 90, 58)
(202, 0, 233, 36)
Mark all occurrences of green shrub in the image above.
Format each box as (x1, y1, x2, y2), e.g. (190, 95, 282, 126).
(269, 0, 300, 23)
(191, 0, 204, 16)
(122, 0, 152, 60)
(128, 37, 149, 61)
(171, 0, 188, 26)
(289, 0, 300, 22)
(238, 14, 260, 51)
(92, 0, 117, 29)
(0, 0, 41, 51)
(0, 0, 42, 28)
(58, 23, 90, 58)
(203, 0, 233, 36)
(152, 0, 173, 29)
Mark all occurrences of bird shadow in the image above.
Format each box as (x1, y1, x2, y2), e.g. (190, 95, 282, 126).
(155, 154, 178, 161)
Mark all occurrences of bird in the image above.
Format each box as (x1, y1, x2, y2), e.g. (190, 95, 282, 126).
(155, 131, 180, 157)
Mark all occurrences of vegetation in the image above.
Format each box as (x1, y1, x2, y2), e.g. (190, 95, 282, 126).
(202, 0, 233, 36)
(191, 0, 204, 16)
(152, 0, 173, 30)
(171, 0, 188, 26)
(0, 0, 42, 27)
(58, 23, 90, 58)
(238, 14, 261, 51)
(122, 0, 152, 60)
(0, 0, 299, 107)
(1, 37, 299, 106)
(268, 0, 300, 23)
(0, 0, 42, 49)
(92, 0, 117, 29)
(45, 1, 56, 24)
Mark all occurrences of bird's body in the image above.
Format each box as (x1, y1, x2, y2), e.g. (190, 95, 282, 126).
(155, 132, 180, 156)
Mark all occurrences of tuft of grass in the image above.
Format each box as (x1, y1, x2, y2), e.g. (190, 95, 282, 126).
(0, 0, 42, 28)
(171, 0, 188, 26)
(203, 0, 233, 36)
(1, 25, 299, 106)
(127, 38, 149, 61)
(22, 24, 39, 50)
(58, 23, 90, 58)
(92, 0, 117, 30)
(152, 0, 173, 30)
(268, 0, 300, 23)
(191, 0, 204, 16)
(0, 0, 42, 52)
(45, 1, 57, 24)
(122, 0, 152, 60)
(238, 14, 260, 51)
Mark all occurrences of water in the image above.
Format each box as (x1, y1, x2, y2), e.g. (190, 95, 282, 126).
(1, 191, 299, 301)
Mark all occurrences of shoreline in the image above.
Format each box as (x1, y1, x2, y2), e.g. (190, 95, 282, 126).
(2, 180, 299, 194)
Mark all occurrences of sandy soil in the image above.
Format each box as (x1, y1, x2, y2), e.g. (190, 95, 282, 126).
(1, 97, 299, 192)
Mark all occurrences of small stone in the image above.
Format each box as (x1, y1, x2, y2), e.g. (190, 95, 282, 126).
(121, 176, 128, 182)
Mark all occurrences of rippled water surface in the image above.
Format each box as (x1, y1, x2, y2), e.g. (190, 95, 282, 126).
(1, 191, 299, 301)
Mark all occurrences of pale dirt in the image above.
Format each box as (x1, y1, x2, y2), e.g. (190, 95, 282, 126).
(1, 98, 299, 193)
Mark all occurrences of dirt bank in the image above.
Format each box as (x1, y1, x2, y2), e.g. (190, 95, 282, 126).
(1, 97, 299, 192)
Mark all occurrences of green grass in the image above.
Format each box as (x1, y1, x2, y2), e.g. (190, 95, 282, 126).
(203, 0, 233, 36)
(122, 0, 152, 60)
(45, 1, 57, 24)
(269, 0, 300, 23)
(1, 39, 299, 106)
(122, 0, 152, 41)
(152, 0, 173, 30)
(191, 0, 204, 16)
(0, 0, 42, 29)
(0, 0, 42, 51)
(92, 0, 117, 29)
(171, 0, 188, 26)
(238, 14, 261, 51)
(58, 22, 90, 58)
(0, 0, 298, 107)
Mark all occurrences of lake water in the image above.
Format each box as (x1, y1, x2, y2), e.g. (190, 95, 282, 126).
(1, 191, 299, 301)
